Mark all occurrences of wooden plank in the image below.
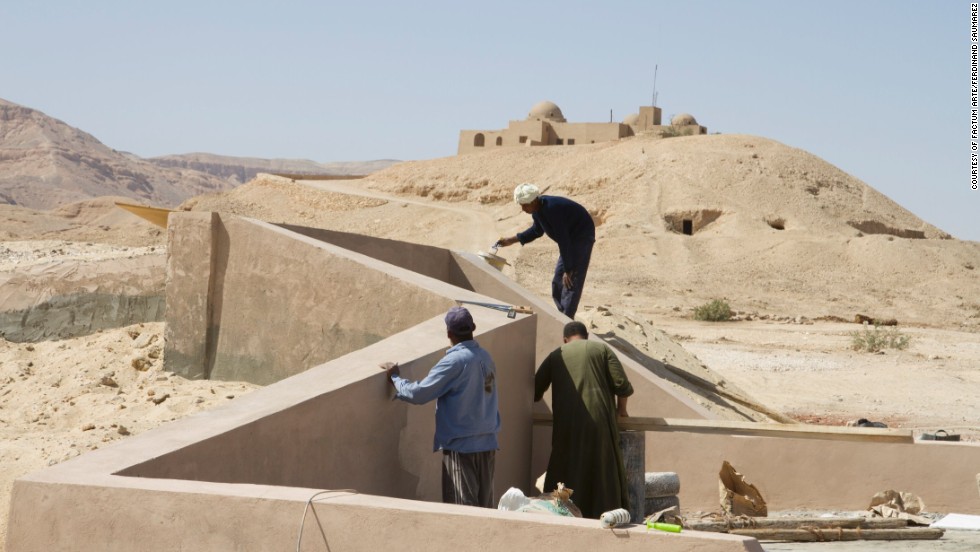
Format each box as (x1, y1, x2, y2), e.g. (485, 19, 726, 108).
(686, 517, 910, 532)
(114, 202, 174, 228)
(731, 527, 944, 541)
(531, 413, 914, 443)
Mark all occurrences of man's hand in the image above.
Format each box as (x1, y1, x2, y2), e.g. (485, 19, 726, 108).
(380, 362, 399, 383)
(616, 396, 629, 418)
(562, 271, 574, 289)
(496, 236, 519, 247)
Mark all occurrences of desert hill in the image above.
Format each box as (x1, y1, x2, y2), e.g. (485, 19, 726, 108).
(0, 197, 166, 247)
(0, 98, 234, 209)
(0, 98, 399, 212)
(147, 153, 399, 185)
(348, 133, 977, 328)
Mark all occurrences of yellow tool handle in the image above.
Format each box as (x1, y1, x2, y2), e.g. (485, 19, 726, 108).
(511, 306, 534, 314)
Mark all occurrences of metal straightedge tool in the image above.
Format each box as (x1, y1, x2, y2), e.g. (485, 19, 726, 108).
(455, 299, 534, 319)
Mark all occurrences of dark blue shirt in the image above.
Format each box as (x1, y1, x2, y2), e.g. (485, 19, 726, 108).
(516, 195, 596, 273)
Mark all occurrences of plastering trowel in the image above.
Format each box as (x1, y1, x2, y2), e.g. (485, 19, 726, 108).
(477, 241, 510, 271)
(455, 299, 533, 319)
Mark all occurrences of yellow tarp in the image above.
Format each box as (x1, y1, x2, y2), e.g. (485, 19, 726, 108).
(114, 202, 173, 228)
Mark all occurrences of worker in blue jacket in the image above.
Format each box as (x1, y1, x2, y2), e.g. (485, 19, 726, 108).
(497, 183, 596, 319)
(382, 307, 500, 508)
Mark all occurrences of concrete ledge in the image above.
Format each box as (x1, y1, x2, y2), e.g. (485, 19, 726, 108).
(9, 481, 761, 552)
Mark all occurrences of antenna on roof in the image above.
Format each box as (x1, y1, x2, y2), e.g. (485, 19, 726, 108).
(610, 109, 613, 123)
(652, 64, 659, 107)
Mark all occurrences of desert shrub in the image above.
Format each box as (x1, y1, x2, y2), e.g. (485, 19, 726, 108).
(850, 324, 911, 353)
(659, 126, 684, 139)
(694, 299, 732, 321)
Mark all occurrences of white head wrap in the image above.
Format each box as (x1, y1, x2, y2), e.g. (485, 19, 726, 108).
(513, 183, 540, 205)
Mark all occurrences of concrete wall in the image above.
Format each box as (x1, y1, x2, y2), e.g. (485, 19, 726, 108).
(550, 121, 631, 145)
(459, 120, 630, 153)
(276, 223, 457, 284)
(164, 214, 510, 385)
(12, 311, 643, 550)
(635, 106, 663, 129)
(8, 482, 760, 552)
(164, 211, 215, 379)
(649, 432, 980, 514)
(127, 311, 536, 501)
(10, 308, 763, 550)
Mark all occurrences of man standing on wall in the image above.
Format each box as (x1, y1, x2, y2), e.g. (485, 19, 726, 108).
(534, 321, 633, 519)
(496, 183, 595, 319)
(381, 306, 500, 508)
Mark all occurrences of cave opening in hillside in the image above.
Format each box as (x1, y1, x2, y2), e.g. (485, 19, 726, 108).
(664, 209, 723, 236)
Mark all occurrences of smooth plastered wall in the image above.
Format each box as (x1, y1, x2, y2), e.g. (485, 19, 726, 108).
(165, 214, 514, 385)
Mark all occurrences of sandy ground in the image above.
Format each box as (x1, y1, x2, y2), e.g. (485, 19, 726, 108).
(651, 318, 980, 441)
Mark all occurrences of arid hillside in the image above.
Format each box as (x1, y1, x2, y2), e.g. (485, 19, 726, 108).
(147, 153, 400, 184)
(0, 99, 232, 209)
(0, 98, 396, 211)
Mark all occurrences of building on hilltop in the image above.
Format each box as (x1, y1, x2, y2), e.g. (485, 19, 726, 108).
(457, 100, 707, 154)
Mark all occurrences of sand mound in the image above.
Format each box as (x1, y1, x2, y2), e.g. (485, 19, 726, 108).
(366, 134, 948, 239)
(0, 197, 165, 247)
(337, 134, 978, 328)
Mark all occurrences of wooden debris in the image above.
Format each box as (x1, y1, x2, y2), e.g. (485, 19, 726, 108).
(731, 527, 944, 542)
(686, 516, 910, 532)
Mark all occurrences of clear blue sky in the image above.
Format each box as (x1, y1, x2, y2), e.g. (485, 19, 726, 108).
(2, 1, 977, 240)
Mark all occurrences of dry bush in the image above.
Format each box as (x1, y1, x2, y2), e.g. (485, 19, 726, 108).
(694, 299, 732, 322)
(850, 324, 911, 353)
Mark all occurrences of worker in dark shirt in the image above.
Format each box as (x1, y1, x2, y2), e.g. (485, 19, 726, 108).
(496, 183, 596, 319)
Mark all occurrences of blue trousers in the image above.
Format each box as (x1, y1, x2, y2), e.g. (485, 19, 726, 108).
(551, 241, 593, 319)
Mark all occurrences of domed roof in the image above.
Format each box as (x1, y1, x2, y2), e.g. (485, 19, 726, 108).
(528, 101, 566, 122)
(671, 113, 698, 126)
(623, 113, 640, 126)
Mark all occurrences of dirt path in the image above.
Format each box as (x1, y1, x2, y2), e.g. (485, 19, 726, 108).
(297, 179, 500, 253)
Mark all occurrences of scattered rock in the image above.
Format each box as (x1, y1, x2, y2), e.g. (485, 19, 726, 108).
(99, 376, 118, 388)
(81, 423, 95, 431)
(117, 425, 130, 435)
(133, 333, 158, 349)
(131, 357, 151, 371)
(150, 394, 170, 405)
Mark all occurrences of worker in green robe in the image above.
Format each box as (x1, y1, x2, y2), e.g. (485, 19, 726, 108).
(534, 321, 634, 519)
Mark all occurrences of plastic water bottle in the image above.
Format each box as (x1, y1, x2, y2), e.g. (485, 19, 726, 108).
(599, 508, 631, 528)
